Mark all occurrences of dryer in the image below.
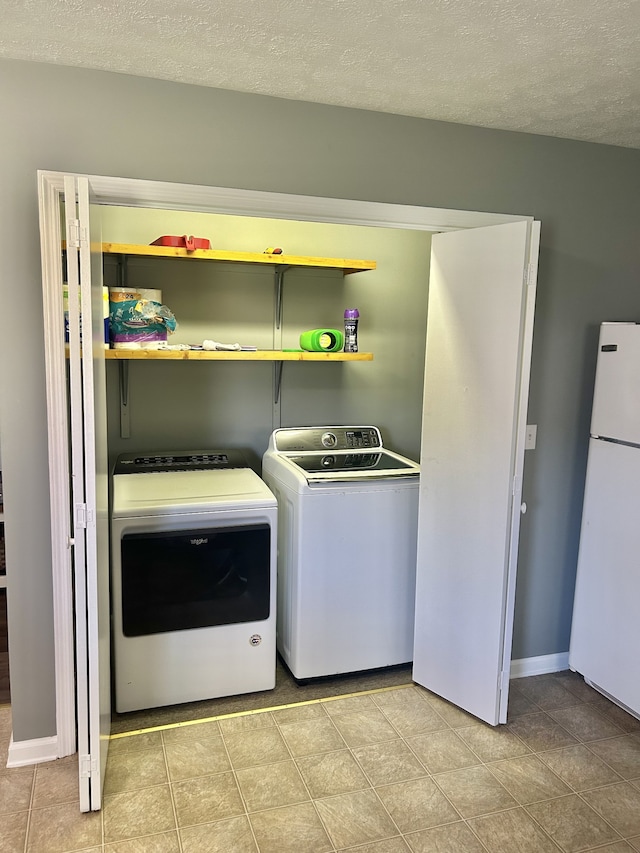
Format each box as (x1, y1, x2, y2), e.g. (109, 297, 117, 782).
(111, 450, 277, 713)
(262, 426, 419, 681)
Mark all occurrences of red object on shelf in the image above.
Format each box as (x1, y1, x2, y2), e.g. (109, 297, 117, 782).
(150, 235, 211, 251)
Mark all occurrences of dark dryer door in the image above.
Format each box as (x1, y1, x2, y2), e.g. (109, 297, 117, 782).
(121, 524, 271, 636)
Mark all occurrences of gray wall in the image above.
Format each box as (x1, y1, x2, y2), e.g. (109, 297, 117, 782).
(1, 58, 639, 743)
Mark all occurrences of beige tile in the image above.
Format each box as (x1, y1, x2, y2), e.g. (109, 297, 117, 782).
(376, 776, 459, 833)
(538, 743, 623, 791)
(249, 801, 332, 853)
(165, 734, 230, 781)
(405, 820, 486, 852)
(420, 693, 482, 729)
(549, 704, 625, 742)
(526, 793, 622, 852)
(486, 754, 571, 804)
(108, 731, 163, 754)
(554, 672, 602, 703)
(628, 836, 640, 851)
(180, 815, 258, 853)
(456, 723, 531, 762)
(223, 726, 290, 769)
(104, 746, 168, 795)
(515, 675, 581, 710)
(1, 810, 29, 853)
(507, 711, 579, 752)
(373, 689, 449, 737)
(217, 711, 275, 735)
(296, 748, 370, 797)
(162, 719, 222, 743)
(434, 765, 517, 818)
(31, 755, 80, 811)
(582, 782, 640, 837)
(590, 698, 640, 734)
(322, 693, 377, 716)
(172, 771, 244, 828)
(330, 709, 400, 747)
(406, 730, 481, 775)
(468, 806, 560, 852)
(105, 832, 181, 852)
(589, 735, 640, 780)
(278, 716, 345, 757)
(271, 702, 327, 726)
(353, 739, 427, 786)
(582, 843, 637, 852)
(27, 799, 103, 853)
(0, 767, 33, 814)
(314, 788, 398, 849)
(506, 687, 540, 720)
(336, 836, 410, 853)
(236, 759, 309, 812)
(103, 785, 176, 843)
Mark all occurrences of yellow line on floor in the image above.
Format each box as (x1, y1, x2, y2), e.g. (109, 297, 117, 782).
(109, 682, 415, 739)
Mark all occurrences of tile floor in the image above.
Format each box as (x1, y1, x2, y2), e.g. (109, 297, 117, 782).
(2, 671, 640, 852)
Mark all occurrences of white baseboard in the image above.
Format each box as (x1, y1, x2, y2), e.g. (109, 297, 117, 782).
(6, 734, 59, 768)
(510, 652, 570, 679)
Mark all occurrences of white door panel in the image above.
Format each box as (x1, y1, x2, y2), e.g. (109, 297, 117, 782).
(65, 177, 110, 811)
(413, 220, 538, 725)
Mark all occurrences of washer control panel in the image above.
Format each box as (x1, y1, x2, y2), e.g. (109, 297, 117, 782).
(114, 449, 248, 474)
(272, 426, 382, 453)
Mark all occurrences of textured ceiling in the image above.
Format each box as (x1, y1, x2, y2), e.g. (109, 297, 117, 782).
(3, 0, 640, 148)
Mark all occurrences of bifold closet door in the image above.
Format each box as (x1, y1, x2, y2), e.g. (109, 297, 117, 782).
(413, 220, 539, 726)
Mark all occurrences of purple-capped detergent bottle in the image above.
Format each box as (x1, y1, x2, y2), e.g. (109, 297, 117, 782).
(344, 308, 359, 353)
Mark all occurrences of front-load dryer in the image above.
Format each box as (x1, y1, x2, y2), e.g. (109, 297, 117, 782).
(111, 450, 277, 713)
(262, 426, 420, 681)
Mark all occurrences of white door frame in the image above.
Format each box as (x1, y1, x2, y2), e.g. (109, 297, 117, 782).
(38, 169, 533, 756)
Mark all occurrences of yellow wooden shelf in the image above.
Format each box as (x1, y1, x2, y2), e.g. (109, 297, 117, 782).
(105, 348, 373, 362)
(102, 243, 376, 275)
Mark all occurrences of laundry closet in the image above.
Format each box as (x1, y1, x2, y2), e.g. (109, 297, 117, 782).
(39, 171, 539, 811)
(100, 205, 431, 718)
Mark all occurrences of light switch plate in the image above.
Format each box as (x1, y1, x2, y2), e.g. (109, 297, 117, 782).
(525, 424, 537, 450)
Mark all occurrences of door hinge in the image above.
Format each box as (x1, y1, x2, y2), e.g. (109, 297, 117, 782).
(80, 754, 98, 779)
(512, 474, 521, 496)
(75, 503, 96, 529)
(524, 264, 535, 287)
(75, 503, 87, 529)
(67, 220, 87, 248)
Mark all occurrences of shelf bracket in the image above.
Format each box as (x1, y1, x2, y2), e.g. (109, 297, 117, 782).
(273, 361, 284, 405)
(119, 361, 131, 439)
(116, 253, 128, 289)
(272, 361, 283, 430)
(274, 267, 290, 330)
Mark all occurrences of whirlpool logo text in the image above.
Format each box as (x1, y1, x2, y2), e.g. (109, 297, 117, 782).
(190, 538, 209, 546)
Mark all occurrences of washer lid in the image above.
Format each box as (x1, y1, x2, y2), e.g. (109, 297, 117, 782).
(112, 468, 276, 517)
(276, 450, 420, 482)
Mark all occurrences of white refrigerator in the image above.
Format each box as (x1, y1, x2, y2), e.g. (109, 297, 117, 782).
(569, 322, 640, 719)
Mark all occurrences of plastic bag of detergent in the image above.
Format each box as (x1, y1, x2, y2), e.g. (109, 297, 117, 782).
(109, 298, 177, 348)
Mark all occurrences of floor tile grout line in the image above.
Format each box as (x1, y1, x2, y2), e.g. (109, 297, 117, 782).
(159, 729, 183, 853)
(270, 701, 343, 852)
(22, 764, 36, 853)
(213, 724, 262, 853)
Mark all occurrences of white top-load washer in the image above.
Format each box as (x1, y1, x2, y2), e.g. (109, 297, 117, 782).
(111, 450, 277, 713)
(262, 426, 420, 681)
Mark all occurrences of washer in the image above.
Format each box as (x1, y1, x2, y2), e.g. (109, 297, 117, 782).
(111, 450, 277, 713)
(262, 426, 420, 680)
